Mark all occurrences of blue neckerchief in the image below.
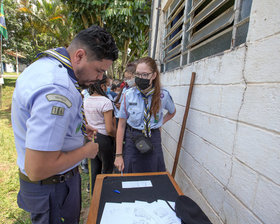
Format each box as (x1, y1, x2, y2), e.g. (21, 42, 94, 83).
(36, 47, 77, 81)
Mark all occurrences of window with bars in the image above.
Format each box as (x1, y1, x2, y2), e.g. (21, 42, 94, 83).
(162, 0, 252, 72)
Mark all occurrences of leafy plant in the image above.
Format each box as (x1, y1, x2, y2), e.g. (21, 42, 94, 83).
(61, 0, 151, 79)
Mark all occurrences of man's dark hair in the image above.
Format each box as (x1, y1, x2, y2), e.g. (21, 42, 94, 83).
(71, 25, 118, 61)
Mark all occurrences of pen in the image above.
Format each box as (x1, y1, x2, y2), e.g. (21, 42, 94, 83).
(114, 190, 120, 194)
(121, 170, 123, 176)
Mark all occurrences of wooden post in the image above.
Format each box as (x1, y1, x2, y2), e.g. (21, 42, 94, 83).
(172, 72, 196, 178)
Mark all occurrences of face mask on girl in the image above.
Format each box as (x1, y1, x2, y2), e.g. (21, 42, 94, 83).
(135, 77, 151, 90)
(126, 78, 135, 87)
(106, 86, 111, 94)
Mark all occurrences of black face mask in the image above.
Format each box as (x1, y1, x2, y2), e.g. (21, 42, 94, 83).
(135, 77, 151, 90)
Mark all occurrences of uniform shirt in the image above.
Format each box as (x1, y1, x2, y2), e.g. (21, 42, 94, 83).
(118, 87, 175, 130)
(84, 95, 113, 136)
(82, 89, 90, 100)
(11, 56, 84, 175)
(108, 90, 117, 99)
(114, 86, 129, 118)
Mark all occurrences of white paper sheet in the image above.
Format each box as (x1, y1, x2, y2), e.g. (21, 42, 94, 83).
(122, 180, 153, 188)
(100, 200, 181, 224)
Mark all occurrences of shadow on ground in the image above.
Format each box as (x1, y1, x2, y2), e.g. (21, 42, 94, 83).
(3, 78, 17, 87)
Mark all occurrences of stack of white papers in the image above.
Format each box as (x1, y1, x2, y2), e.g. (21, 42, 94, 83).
(100, 200, 181, 224)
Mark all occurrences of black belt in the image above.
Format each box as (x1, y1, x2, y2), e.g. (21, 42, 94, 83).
(126, 125, 159, 133)
(19, 167, 79, 185)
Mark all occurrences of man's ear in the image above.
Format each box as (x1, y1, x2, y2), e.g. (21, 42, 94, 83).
(73, 49, 86, 64)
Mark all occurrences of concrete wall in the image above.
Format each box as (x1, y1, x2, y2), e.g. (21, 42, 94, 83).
(153, 0, 280, 223)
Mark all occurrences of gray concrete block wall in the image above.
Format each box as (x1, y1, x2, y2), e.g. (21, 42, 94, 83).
(157, 1, 280, 223)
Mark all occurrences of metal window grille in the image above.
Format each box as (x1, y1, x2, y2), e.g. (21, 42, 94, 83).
(162, 0, 252, 72)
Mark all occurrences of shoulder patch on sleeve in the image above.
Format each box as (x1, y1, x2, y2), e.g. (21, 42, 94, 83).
(51, 106, 65, 116)
(46, 94, 72, 108)
(161, 88, 174, 102)
(160, 88, 169, 99)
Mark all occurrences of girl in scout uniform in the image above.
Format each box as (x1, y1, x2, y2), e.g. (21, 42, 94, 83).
(114, 62, 136, 118)
(114, 57, 176, 173)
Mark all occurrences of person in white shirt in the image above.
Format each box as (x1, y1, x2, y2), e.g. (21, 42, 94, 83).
(84, 74, 116, 194)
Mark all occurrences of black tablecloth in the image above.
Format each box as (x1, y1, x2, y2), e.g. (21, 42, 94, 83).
(96, 174, 179, 223)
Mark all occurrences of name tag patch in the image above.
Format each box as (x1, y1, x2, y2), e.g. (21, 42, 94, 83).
(46, 94, 72, 108)
(51, 106, 65, 116)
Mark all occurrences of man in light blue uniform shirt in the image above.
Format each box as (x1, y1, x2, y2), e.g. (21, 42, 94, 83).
(11, 25, 118, 224)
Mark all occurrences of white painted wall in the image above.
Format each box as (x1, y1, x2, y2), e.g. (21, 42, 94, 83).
(5, 63, 15, 73)
(152, 0, 280, 224)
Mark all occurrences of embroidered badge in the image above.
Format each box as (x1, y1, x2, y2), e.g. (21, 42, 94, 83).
(154, 114, 159, 123)
(46, 94, 72, 108)
(51, 106, 65, 116)
(76, 123, 82, 133)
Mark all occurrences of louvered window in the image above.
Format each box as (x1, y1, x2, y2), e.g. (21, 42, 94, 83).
(162, 0, 252, 72)
(164, 0, 185, 71)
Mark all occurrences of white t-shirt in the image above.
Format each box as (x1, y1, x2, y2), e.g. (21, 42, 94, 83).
(84, 95, 113, 136)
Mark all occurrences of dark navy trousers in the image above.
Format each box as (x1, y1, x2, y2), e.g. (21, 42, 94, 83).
(17, 172, 81, 224)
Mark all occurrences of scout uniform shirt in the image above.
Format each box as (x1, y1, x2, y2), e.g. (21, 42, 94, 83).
(118, 86, 175, 130)
(12, 56, 84, 175)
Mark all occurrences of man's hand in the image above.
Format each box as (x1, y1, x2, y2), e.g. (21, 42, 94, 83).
(25, 142, 98, 181)
(83, 141, 99, 159)
(86, 124, 98, 140)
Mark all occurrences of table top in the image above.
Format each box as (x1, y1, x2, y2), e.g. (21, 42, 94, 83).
(86, 172, 183, 224)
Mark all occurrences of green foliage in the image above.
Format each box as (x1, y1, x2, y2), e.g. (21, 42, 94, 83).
(61, 0, 151, 78)
(2, 0, 151, 78)
(3, 0, 75, 64)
